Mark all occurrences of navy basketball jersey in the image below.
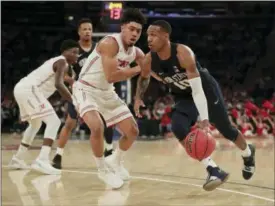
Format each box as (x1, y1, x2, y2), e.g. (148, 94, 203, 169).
(151, 43, 203, 98)
(69, 41, 96, 80)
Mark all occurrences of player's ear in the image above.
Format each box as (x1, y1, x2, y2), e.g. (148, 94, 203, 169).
(121, 24, 125, 31)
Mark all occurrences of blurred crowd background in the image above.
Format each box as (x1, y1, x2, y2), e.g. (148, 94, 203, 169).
(1, 2, 275, 139)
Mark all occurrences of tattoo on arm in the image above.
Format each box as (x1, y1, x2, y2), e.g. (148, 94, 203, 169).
(136, 76, 150, 100)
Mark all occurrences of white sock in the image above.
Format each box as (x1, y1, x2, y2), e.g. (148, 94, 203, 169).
(201, 157, 218, 168)
(38, 146, 51, 161)
(15, 144, 28, 159)
(105, 143, 113, 151)
(241, 144, 251, 157)
(113, 147, 126, 162)
(94, 156, 105, 170)
(56, 147, 64, 156)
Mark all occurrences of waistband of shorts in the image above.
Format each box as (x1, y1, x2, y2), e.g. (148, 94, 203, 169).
(78, 80, 108, 91)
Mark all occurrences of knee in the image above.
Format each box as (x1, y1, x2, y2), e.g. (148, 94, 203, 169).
(64, 117, 77, 131)
(89, 120, 104, 138)
(29, 119, 42, 130)
(216, 124, 238, 142)
(171, 123, 189, 141)
(43, 115, 61, 140)
(124, 122, 139, 139)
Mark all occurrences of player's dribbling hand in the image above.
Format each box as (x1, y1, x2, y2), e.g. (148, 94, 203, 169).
(198, 119, 211, 135)
(134, 98, 145, 118)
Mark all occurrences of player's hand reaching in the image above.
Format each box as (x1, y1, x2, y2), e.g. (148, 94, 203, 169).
(198, 119, 211, 135)
(134, 98, 145, 118)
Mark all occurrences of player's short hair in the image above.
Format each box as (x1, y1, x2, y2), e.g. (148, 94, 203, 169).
(60, 39, 79, 52)
(120, 8, 147, 26)
(151, 20, 172, 35)
(77, 18, 92, 29)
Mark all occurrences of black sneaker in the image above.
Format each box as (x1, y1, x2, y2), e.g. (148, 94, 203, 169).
(242, 144, 255, 180)
(104, 149, 113, 157)
(203, 166, 230, 191)
(52, 154, 62, 169)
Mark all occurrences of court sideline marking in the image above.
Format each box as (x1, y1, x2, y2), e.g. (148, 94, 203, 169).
(62, 168, 274, 203)
(3, 165, 274, 203)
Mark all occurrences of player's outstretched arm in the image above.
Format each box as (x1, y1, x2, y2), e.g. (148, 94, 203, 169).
(53, 59, 72, 102)
(99, 37, 141, 83)
(177, 44, 210, 128)
(134, 53, 152, 117)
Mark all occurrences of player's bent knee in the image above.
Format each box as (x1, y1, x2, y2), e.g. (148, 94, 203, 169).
(171, 123, 189, 141)
(217, 124, 238, 142)
(43, 114, 61, 140)
(129, 123, 139, 138)
(83, 111, 104, 138)
(64, 116, 77, 131)
(29, 119, 42, 131)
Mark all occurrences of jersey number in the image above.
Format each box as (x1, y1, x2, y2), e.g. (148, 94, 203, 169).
(173, 79, 190, 90)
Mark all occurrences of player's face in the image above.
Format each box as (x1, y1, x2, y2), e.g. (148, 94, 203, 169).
(66, 47, 79, 64)
(78, 23, 93, 41)
(121, 22, 142, 47)
(147, 25, 167, 52)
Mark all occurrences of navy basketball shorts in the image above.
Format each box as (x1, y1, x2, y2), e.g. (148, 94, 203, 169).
(171, 70, 239, 142)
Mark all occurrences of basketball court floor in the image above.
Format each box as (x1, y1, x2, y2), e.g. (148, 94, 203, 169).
(2, 134, 274, 206)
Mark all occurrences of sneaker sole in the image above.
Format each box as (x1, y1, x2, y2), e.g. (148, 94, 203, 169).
(31, 164, 61, 175)
(203, 173, 230, 191)
(8, 164, 30, 170)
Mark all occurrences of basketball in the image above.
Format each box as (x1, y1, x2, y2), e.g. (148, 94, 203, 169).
(184, 128, 216, 161)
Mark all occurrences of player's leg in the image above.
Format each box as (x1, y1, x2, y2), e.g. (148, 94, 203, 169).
(206, 76, 255, 180)
(171, 99, 229, 191)
(52, 102, 77, 169)
(31, 112, 62, 175)
(72, 84, 123, 188)
(104, 126, 114, 157)
(9, 118, 42, 169)
(105, 116, 138, 181)
(9, 84, 42, 169)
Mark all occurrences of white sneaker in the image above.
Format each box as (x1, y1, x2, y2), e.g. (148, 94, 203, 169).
(105, 155, 130, 181)
(31, 159, 61, 175)
(8, 155, 30, 169)
(98, 168, 124, 189)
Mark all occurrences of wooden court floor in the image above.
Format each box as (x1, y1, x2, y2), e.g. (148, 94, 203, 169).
(1, 134, 274, 206)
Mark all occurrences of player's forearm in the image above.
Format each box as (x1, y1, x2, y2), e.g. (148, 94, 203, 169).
(107, 66, 140, 83)
(188, 77, 209, 120)
(135, 75, 150, 100)
(55, 84, 72, 102)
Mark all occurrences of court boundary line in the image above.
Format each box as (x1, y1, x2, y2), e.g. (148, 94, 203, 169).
(61, 168, 274, 203)
(2, 166, 274, 203)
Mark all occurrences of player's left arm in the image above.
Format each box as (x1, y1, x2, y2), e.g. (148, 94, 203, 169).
(176, 44, 209, 123)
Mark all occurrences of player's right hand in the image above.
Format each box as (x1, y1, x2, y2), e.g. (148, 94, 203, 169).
(198, 119, 211, 135)
(134, 98, 145, 118)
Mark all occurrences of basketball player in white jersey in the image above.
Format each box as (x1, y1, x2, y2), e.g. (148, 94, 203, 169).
(73, 8, 146, 188)
(9, 40, 79, 175)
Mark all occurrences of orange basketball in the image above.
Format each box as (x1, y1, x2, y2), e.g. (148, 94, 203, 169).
(184, 128, 216, 161)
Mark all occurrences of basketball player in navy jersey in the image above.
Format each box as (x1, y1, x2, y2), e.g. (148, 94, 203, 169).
(134, 20, 256, 191)
(52, 18, 114, 169)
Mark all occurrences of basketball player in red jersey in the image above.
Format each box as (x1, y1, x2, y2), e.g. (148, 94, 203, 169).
(52, 19, 114, 169)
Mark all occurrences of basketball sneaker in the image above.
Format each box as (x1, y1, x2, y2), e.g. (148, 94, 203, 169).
(31, 159, 61, 175)
(203, 166, 229, 191)
(105, 155, 130, 181)
(242, 144, 255, 180)
(52, 154, 62, 169)
(97, 168, 124, 189)
(104, 148, 113, 157)
(8, 155, 30, 169)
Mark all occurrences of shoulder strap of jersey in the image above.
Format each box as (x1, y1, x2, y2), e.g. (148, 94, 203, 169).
(150, 52, 160, 72)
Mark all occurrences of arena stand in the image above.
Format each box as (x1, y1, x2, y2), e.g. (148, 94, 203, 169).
(1, 2, 274, 146)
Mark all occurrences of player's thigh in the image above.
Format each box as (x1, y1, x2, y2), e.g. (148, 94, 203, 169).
(67, 101, 78, 120)
(82, 110, 104, 135)
(171, 110, 196, 141)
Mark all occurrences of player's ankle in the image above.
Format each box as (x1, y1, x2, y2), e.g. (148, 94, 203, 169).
(56, 147, 64, 156)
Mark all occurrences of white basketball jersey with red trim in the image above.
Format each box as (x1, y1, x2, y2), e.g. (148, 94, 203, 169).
(19, 55, 66, 98)
(79, 33, 137, 91)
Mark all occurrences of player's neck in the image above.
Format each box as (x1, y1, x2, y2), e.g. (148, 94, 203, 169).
(79, 40, 92, 50)
(157, 41, 171, 60)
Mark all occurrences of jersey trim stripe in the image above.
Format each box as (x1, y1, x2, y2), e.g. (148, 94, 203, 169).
(79, 55, 99, 79)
